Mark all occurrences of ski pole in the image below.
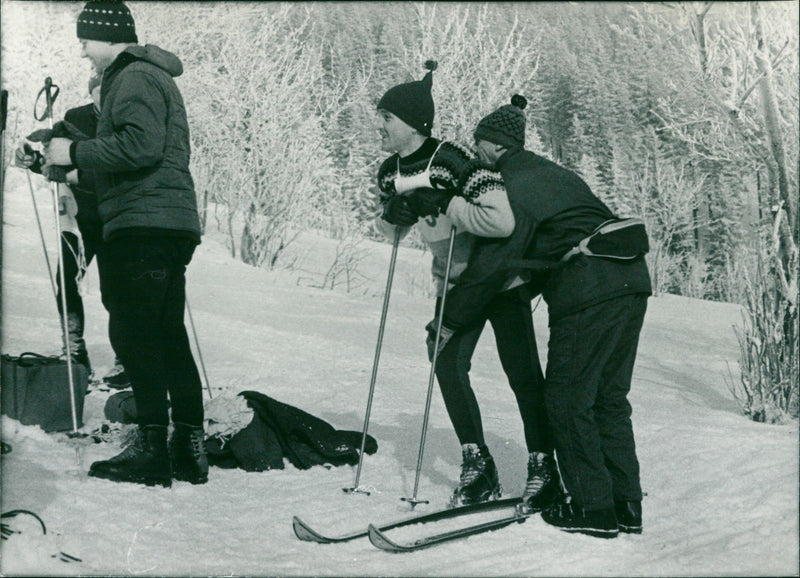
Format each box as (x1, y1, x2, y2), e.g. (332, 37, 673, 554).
(344, 227, 402, 495)
(37, 76, 79, 433)
(402, 224, 457, 508)
(185, 294, 213, 399)
(0, 89, 6, 195)
(25, 170, 58, 303)
(0, 90, 5, 309)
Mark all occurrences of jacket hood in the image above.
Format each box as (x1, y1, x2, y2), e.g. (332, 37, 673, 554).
(121, 44, 183, 77)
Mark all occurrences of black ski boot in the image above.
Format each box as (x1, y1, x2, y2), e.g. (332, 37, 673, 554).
(89, 425, 171, 487)
(170, 423, 209, 484)
(517, 452, 562, 514)
(614, 499, 642, 534)
(449, 443, 502, 508)
(542, 497, 619, 539)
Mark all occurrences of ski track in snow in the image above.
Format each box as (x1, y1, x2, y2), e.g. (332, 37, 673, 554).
(1, 170, 797, 576)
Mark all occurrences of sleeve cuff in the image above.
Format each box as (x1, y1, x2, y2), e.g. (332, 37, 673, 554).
(440, 194, 453, 214)
(69, 141, 79, 166)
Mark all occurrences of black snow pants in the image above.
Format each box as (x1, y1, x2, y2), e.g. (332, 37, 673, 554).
(544, 293, 647, 511)
(103, 235, 204, 427)
(435, 285, 553, 454)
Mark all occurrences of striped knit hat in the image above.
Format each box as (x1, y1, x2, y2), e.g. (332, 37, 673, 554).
(77, 1, 138, 44)
(474, 94, 528, 149)
(378, 60, 437, 137)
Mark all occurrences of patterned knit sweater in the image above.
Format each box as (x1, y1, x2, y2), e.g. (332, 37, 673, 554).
(373, 138, 514, 296)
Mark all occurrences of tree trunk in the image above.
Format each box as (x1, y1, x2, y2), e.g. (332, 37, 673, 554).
(692, 3, 711, 76)
(688, 2, 713, 254)
(751, 1, 798, 286)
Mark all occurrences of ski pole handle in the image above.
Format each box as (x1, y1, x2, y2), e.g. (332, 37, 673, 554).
(34, 77, 59, 122)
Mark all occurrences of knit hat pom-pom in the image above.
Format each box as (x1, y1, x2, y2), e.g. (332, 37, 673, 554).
(424, 60, 438, 72)
(511, 94, 527, 110)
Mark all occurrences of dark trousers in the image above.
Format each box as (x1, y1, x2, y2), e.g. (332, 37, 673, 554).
(545, 293, 647, 510)
(435, 286, 552, 453)
(103, 236, 203, 427)
(55, 196, 106, 327)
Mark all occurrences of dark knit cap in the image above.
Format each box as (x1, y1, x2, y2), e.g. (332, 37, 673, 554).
(474, 94, 528, 149)
(77, 1, 138, 44)
(378, 60, 437, 137)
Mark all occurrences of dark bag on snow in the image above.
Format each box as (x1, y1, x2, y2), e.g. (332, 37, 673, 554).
(104, 390, 138, 424)
(1, 352, 89, 432)
(206, 391, 378, 472)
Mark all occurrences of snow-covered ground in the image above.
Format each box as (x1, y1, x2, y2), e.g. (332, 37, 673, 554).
(1, 169, 798, 576)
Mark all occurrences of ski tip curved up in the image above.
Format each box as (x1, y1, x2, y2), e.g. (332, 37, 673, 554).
(367, 523, 410, 553)
(292, 516, 333, 543)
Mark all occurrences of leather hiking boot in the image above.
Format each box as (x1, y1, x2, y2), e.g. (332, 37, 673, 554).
(89, 425, 171, 487)
(518, 452, 562, 514)
(449, 443, 502, 508)
(170, 423, 209, 484)
(615, 500, 642, 534)
(542, 497, 619, 538)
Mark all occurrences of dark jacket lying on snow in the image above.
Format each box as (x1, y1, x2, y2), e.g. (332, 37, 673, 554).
(206, 391, 378, 471)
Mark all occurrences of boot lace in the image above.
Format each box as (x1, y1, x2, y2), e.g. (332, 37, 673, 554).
(188, 431, 206, 460)
(457, 446, 485, 488)
(112, 428, 145, 460)
(524, 453, 551, 498)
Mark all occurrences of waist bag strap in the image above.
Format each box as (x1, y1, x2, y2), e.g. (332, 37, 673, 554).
(561, 217, 649, 262)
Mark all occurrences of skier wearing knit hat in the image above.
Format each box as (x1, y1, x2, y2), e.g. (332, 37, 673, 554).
(441, 95, 652, 537)
(373, 64, 554, 510)
(43, 0, 207, 488)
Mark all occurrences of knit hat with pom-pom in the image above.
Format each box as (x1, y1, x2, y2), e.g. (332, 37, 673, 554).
(378, 60, 437, 137)
(473, 94, 528, 150)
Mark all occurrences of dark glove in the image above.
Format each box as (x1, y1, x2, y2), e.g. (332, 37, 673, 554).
(406, 189, 454, 218)
(382, 195, 418, 227)
(15, 144, 45, 174)
(425, 318, 456, 362)
(26, 121, 86, 181)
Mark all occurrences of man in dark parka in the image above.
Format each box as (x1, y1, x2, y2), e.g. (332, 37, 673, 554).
(441, 96, 652, 538)
(44, 0, 207, 488)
